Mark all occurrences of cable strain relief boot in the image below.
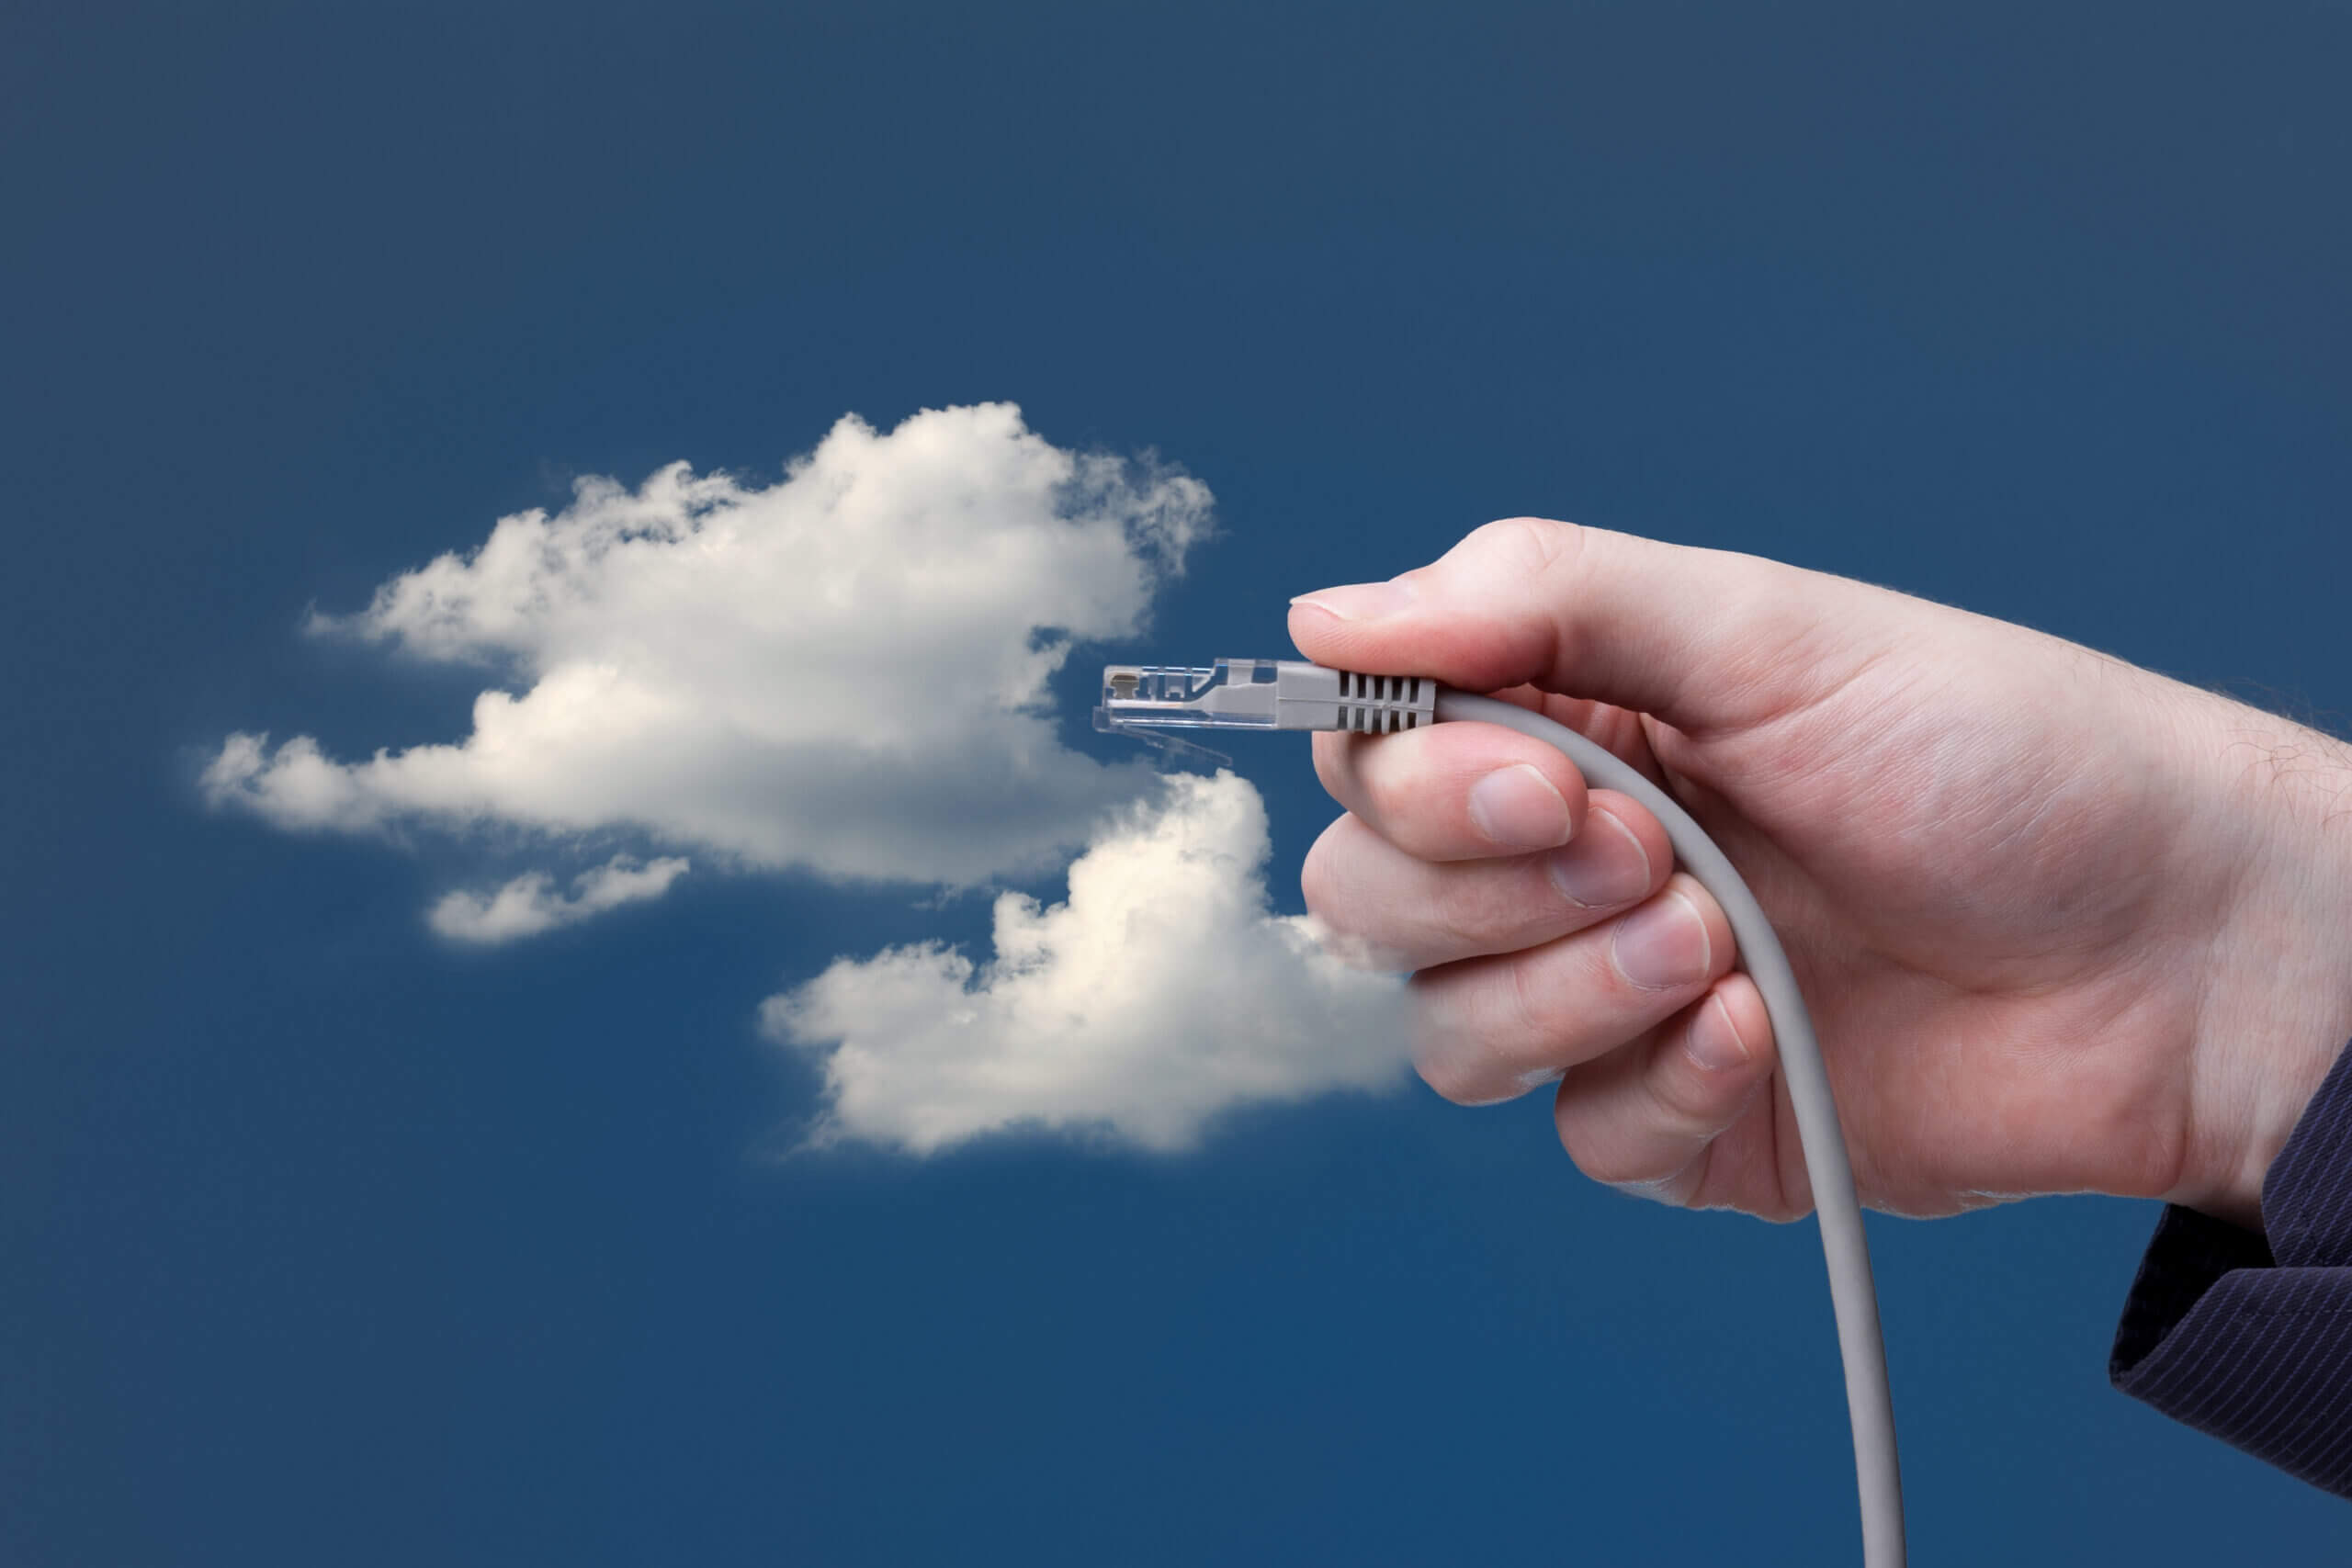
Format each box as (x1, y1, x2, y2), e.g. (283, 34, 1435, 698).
(1269, 662, 1440, 733)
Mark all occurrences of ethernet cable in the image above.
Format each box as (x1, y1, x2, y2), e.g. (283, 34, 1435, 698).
(1098, 658, 1906, 1568)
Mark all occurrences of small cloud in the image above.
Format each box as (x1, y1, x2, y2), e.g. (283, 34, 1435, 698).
(429, 854, 690, 945)
(766, 771, 1412, 1154)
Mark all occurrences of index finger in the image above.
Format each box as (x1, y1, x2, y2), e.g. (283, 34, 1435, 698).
(1312, 718, 1591, 861)
(1288, 516, 1890, 737)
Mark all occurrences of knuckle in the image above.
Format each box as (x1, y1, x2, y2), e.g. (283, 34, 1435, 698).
(1415, 1054, 1492, 1108)
(1557, 1126, 1619, 1183)
(1425, 861, 1513, 947)
(1495, 953, 1554, 1060)
(1463, 516, 1587, 578)
(1296, 826, 1397, 973)
(1650, 1055, 1735, 1135)
(1665, 1143, 1720, 1212)
(1408, 982, 1514, 1106)
(1309, 731, 1351, 798)
(1556, 1119, 1646, 1187)
(1297, 827, 1346, 924)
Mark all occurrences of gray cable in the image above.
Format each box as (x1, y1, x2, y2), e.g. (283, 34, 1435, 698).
(1436, 689, 1905, 1568)
(1095, 660, 1906, 1564)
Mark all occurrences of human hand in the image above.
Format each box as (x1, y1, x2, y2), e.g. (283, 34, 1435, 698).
(1291, 520, 2352, 1229)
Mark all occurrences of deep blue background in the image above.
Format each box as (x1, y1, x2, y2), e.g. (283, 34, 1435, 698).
(6, 3, 2350, 1562)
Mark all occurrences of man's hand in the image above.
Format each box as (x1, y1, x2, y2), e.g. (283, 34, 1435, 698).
(1291, 519, 2352, 1229)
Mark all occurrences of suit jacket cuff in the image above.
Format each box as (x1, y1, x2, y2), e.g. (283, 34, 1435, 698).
(2109, 1038, 2352, 1496)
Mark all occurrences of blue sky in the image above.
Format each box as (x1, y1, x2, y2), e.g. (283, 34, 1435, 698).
(6, 2, 2351, 1562)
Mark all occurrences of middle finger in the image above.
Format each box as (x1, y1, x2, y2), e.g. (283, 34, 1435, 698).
(1301, 790, 1674, 971)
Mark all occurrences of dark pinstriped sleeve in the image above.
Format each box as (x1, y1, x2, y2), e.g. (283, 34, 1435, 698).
(2110, 1039, 2352, 1498)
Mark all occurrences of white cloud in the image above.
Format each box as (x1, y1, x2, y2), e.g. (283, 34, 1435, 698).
(211, 401, 1406, 1153)
(766, 770, 1413, 1154)
(201, 402, 1211, 896)
(429, 854, 691, 945)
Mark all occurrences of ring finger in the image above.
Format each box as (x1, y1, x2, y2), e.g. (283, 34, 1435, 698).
(1408, 873, 1738, 1106)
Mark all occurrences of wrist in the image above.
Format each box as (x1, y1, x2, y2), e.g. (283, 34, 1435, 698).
(2176, 694, 2352, 1233)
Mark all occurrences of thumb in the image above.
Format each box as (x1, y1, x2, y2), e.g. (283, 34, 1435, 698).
(1286, 517, 1892, 735)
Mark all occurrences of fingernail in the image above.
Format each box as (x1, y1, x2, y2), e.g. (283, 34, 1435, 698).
(1611, 889, 1711, 990)
(1289, 578, 1416, 621)
(1546, 807, 1651, 908)
(1467, 763, 1573, 851)
(1686, 995, 1752, 1073)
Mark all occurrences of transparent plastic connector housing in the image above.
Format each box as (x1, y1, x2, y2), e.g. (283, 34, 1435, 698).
(1095, 660, 1281, 731)
(1094, 659, 1437, 762)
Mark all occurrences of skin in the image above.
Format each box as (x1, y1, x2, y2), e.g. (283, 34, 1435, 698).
(1291, 518, 2352, 1231)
